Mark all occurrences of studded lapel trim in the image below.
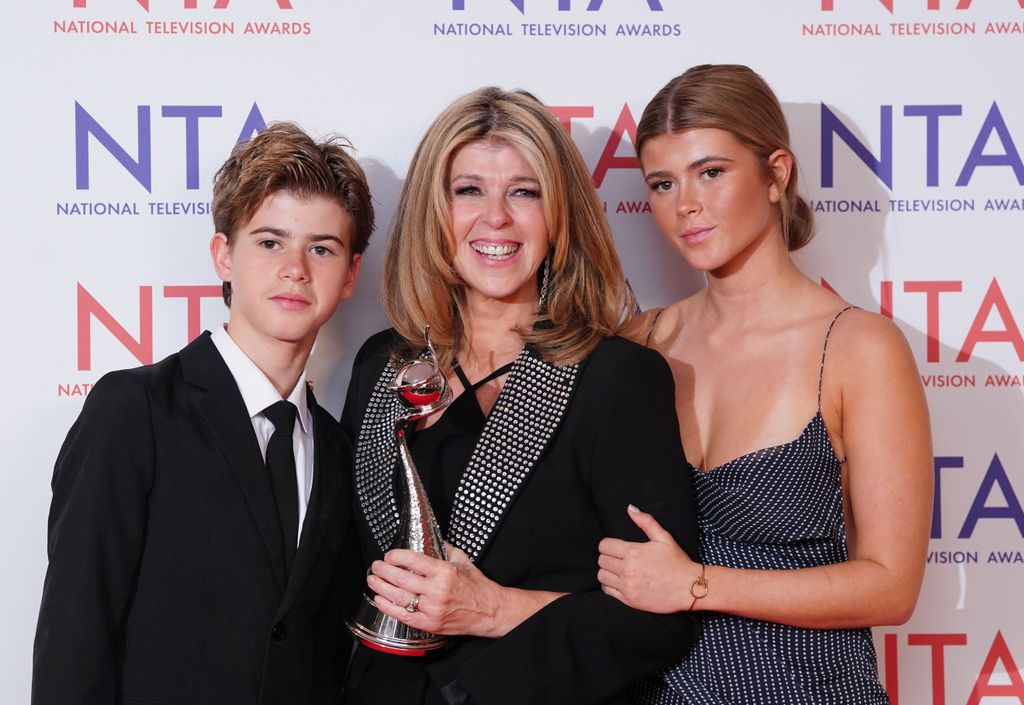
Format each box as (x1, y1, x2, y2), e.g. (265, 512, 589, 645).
(353, 358, 403, 554)
(447, 347, 579, 562)
(353, 347, 581, 560)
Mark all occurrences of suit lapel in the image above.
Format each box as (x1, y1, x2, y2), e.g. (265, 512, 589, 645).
(182, 333, 288, 592)
(446, 347, 580, 563)
(352, 359, 403, 554)
(352, 346, 583, 565)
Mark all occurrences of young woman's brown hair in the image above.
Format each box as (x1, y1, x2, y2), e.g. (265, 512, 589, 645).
(636, 64, 814, 252)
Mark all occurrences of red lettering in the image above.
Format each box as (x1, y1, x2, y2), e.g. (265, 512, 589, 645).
(816, 0, 1024, 10)
(212, 0, 293, 7)
(957, 278, 1024, 362)
(77, 283, 153, 371)
(164, 285, 222, 342)
(821, 0, 1023, 9)
(592, 103, 640, 188)
(880, 280, 894, 320)
(907, 633, 967, 705)
(547, 105, 594, 134)
(966, 630, 1024, 704)
(956, 0, 1024, 8)
(57, 383, 94, 397)
(74, 0, 293, 8)
(74, 0, 148, 6)
(820, 278, 840, 296)
(821, 0, 896, 11)
(904, 281, 961, 362)
(884, 633, 899, 705)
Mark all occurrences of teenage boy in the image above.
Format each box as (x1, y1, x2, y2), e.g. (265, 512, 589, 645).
(33, 122, 373, 705)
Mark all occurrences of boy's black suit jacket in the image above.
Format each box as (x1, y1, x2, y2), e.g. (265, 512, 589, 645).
(33, 331, 361, 705)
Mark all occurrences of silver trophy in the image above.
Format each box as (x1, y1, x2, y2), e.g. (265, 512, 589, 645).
(346, 327, 454, 655)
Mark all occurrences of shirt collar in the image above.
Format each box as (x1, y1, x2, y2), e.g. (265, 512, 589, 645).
(210, 326, 311, 435)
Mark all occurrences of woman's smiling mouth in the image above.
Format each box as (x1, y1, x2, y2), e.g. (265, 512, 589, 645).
(471, 241, 522, 260)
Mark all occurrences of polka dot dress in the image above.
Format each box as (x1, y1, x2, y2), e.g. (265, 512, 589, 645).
(633, 308, 889, 705)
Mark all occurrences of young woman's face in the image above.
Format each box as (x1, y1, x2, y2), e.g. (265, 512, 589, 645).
(448, 138, 550, 307)
(640, 128, 785, 275)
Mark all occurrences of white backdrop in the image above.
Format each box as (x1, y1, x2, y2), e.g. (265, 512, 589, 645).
(3, 2, 1022, 703)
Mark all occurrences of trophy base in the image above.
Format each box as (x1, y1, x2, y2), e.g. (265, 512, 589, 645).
(346, 593, 448, 657)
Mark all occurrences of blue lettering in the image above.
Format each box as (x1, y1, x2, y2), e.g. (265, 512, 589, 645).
(820, 103, 893, 189)
(74, 102, 265, 192)
(451, 0, 531, 11)
(586, 0, 662, 8)
(236, 102, 267, 144)
(956, 101, 1024, 186)
(932, 456, 964, 539)
(903, 104, 961, 187)
(75, 102, 152, 192)
(959, 453, 1024, 538)
(161, 105, 222, 190)
(452, 0, 662, 11)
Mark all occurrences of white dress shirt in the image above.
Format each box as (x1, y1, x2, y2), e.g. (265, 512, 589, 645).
(211, 325, 314, 543)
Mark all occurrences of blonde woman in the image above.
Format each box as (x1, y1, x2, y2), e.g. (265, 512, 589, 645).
(341, 87, 700, 705)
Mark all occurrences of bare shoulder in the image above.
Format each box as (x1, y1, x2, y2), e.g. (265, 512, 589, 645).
(618, 307, 664, 346)
(826, 307, 920, 383)
(646, 297, 699, 350)
(829, 308, 913, 356)
(819, 306, 928, 462)
(618, 296, 697, 348)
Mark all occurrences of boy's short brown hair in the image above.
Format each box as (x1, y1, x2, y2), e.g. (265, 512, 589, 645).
(212, 121, 374, 305)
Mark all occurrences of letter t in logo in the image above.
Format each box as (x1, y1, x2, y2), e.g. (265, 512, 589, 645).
(74, 0, 151, 8)
(452, 0, 527, 10)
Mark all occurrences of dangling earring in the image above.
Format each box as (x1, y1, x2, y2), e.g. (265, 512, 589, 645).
(538, 251, 552, 311)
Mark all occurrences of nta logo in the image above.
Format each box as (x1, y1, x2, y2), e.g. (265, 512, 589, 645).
(821, 0, 1023, 11)
(75, 102, 267, 192)
(73, 0, 293, 9)
(452, 0, 663, 12)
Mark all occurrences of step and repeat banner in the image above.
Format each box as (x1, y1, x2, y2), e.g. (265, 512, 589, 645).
(3, 1, 1021, 703)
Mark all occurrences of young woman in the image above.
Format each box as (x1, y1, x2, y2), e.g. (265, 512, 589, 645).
(341, 87, 700, 705)
(597, 65, 932, 704)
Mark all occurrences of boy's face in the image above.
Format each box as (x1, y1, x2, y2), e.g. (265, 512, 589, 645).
(210, 190, 361, 358)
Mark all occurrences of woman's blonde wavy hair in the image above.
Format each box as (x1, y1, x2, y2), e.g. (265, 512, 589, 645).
(383, 87, 636, 369)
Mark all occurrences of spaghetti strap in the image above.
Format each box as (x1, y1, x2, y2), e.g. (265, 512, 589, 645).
(817, 306, 855, 410)
(644, 309, 665, 348)
(474, 362, 514, 387)
(452, 358, 515, 391)
(451, 358, 473, 390)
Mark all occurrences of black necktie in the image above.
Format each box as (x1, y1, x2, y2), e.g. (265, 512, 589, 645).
(263, 400, 299, 572)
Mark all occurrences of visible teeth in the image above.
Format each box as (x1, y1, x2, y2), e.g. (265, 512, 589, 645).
(471, 242, 520, 259)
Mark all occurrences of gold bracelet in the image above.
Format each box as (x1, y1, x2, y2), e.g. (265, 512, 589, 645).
(688, 563, 709, 611)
